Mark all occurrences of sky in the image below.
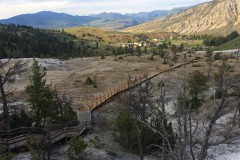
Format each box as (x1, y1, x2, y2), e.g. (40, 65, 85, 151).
(0, 0, 212, 19)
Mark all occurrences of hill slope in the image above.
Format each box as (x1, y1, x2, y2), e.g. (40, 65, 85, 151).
(125, 7, 189, 22)
(65, 27, 178, 44)
(123, 0, 240, 35)
(0, 11, 99, 29)
(91, 7, 188, 23)
(0, 24, 111, 58)
(215, 36, 240, 50)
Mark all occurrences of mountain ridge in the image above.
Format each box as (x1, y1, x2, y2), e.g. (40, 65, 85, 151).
(0, 7, 188, 30)
(0, 11, 99, 29)
(122, 0, 240, 35)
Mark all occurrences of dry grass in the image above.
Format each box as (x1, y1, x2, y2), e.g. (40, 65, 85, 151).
(171, 39, 203, 48)
(6, 51, 240, 110)
(65, 27, 139, 44)
(65, 27, 178, 44)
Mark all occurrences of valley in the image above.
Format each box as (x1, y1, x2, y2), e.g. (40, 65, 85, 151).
(1, 0, 240, 159)
(7, 49, 240, 160)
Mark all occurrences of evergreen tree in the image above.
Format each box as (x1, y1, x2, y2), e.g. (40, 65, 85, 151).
(179, 43, 184, 52)
(188, 70, 208, 108)
(171, 44, 177, 54)
(26, 59, 58, 127)
(136, 46, 142, 56)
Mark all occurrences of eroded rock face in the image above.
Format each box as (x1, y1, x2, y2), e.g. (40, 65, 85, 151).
(123, 0, 240, 35)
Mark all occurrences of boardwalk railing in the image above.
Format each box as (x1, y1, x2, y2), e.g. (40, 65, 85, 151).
(80, 60, 201, 111)
(0, 121, 92, 151)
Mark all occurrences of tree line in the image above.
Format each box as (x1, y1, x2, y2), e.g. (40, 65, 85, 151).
(0, 24, 109, 59)
(203, 31, 239, 46)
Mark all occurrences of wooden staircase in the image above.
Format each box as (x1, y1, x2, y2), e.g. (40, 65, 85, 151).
(0, 121, 91, 151)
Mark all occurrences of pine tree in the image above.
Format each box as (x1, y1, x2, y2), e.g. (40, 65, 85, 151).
(26, 59, 58, 127)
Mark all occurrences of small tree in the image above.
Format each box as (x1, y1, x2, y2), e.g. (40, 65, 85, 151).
(171, 44, 177, 54)
(54, 91, 77, 123)
(136, 46, 142, 56)
(179, 43, 184, 52)
(188, 70, 208, 108)
(93, 75, 97, 88)
(115, 80, 175, 160)
(26, 59, 58, 127)
(66, 138, 88, 160)
(214, 52, 221, 60)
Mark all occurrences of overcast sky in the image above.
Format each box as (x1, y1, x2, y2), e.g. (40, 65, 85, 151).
(0, 0, 212, 19)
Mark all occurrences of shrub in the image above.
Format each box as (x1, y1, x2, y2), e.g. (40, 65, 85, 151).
(106, 150, 117, 157)
(172, 56, 178, 62)
(162, 60, 168, 64)
(100, 55, 105, 59)
(214, 52, 221, 60)
(0, 145, 14, 160)
(62, 107, 77, 123)
(85, 77, 94, 85)
(149, 55, 154, 61)
(194, 56, 202, 60)
(11, 109, 33, 129)
(66, 138, 88, 160)
(89, 136, 101, 148)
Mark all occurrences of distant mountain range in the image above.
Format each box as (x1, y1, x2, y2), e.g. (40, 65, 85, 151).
(123, 0, 240, 35)
(0, 7, 188, 30)
(0, 11, 99, 29)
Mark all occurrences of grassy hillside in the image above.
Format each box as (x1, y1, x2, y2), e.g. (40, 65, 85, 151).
(215, 36, 240, 51)
(65, 27, 139, 44)
(86, 18, 139, 31)
(171, 39, 203, 48)
(65, 27, 178, 44)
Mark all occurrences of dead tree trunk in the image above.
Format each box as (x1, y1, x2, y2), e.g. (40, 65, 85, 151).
(0, 75, 10, 133)
(0, 59, 27, 133)
(198, 99, 226, 160)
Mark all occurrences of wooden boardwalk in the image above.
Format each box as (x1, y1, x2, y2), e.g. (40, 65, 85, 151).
(0, 121, 91, 151)
(0, 60, 199, 152)
(79, 60, 200, 111)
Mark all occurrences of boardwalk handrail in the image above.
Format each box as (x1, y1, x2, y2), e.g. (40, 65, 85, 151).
(80, 60, 201, 111)
(0, 120, 92, 151)
(0, 127, 45, 138)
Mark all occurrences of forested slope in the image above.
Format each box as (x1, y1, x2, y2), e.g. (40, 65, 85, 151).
(0, 24, 111, 58)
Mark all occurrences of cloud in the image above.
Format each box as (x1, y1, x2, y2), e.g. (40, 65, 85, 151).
(0, 0, 212, 19)
(0, 0, 68, 19)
